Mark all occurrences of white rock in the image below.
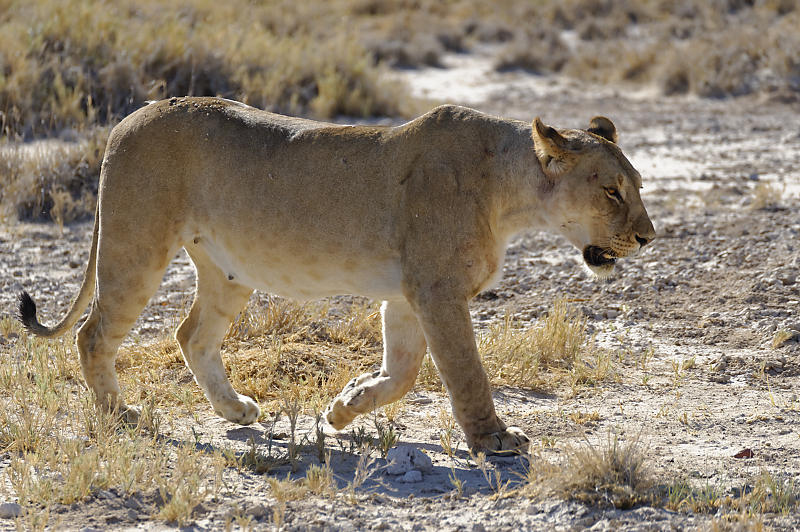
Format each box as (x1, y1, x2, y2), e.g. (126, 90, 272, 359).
(386, 445, 433, 475)
(0, 502, 21, 519)
(399, 470, 423, 483)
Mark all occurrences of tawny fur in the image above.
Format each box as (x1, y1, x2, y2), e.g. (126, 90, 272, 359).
(18, 98, 654, 453)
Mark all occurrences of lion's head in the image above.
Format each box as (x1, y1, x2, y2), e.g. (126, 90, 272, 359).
(532, 115, 655, 277)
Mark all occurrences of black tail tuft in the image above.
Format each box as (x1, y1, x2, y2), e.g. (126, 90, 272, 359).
(17, 291, 39, 331)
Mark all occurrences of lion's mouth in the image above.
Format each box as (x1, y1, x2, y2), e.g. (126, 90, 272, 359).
(583, 246, 617, 268)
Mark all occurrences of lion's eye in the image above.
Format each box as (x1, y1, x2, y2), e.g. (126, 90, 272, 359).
(604, 187, 623, 202)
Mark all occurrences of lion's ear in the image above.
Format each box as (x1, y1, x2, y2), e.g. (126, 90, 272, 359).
(532, 117, 575, 177)
(587, 116, 618, 144)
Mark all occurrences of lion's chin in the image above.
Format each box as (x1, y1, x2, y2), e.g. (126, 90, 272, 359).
(582, 245, 617, 279)
(585, 262, 616, 279)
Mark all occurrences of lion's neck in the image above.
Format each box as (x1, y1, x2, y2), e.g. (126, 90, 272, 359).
(490, 124, 557, 242)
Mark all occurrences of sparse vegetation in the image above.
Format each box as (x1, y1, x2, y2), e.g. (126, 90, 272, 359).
(555, 431, 654, 509)
(489, 0, 800, 100)
(749, 182, 784, 211)
(666, 470, 800, 517)
(0, 303, 382, 527)
(0, 0, 417, 140)
(477, 300, 616, 393)
(113, 296, 382, 413)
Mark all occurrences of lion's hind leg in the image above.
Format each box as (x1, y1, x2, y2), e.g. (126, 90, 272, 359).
(77, 241, 179, 424)
(325, 300, 427, 429)
(177, 248, 259, 425)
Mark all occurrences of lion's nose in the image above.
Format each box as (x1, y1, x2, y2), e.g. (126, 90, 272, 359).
(635, 233, 653, 248)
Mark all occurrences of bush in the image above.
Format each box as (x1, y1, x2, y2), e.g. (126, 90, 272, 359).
(0, 0, 412, 139)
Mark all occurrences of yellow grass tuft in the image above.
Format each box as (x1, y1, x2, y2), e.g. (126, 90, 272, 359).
(525, 430, 654, 509)
(478, 300, 615, 393)
(749, 182, 784, 211)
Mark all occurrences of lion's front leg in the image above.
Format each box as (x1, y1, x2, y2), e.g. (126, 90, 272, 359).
(325, 300, 427, 429)
(414, 297, 530, 454)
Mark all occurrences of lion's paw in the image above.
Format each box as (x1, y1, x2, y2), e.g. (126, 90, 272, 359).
(324, 397, 357, 430)
(470, 426, 530, 455)
(215, 394, 260, 425)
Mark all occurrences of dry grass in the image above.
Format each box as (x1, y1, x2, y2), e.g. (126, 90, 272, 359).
(749, 182, 784, 211)
(0, 316, 209, 524)
(666, 470, 799, 517)
(488, 0, 800, 100)
(0, 129, 106, 224)
(524, 430, 655, 509)
(522, 429, 799, 521)
(115, 296, 382, 413)
(0, 0, 416, 140)
(414, 300, 614, 396)
(3, 0, 797, 140)
(477, 300, 615, 393)
(0, 295, 383, 527)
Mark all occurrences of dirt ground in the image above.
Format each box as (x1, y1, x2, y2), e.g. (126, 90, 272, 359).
(1, 51, 799, 530)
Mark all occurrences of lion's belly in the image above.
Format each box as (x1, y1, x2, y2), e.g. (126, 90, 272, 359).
(195, 234, 405, 301)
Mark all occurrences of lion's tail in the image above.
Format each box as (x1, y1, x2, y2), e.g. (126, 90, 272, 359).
(18, 203, 100, 338)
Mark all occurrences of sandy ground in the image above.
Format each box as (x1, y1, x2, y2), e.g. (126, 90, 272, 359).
(1, 51, 799, 530)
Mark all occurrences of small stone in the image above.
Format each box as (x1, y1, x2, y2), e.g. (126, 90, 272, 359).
(472, 523, 487, 532)
(711, 358, 728, 372)
(386, 445, 433, 475)
(399, 470, 423, 483)
(126, 509, 139, 521)
(406, 395, 432, 405)
(246, 503, 269, 518)
(0, 502, 22, 519)
(764, 358, 785, 372)
(374, 519, 391, 530)
(123, 497, 142, 511)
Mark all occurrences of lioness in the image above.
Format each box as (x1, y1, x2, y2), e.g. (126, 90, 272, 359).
(18, 98, 654, 453)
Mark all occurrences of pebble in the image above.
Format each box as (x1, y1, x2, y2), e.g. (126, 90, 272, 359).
(123, 497, 142, 511)
(764, 358, 786, 372)
(386, 445, 433, 475)
(0, 502, 22, 519)
(246, 502, 270, 518)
